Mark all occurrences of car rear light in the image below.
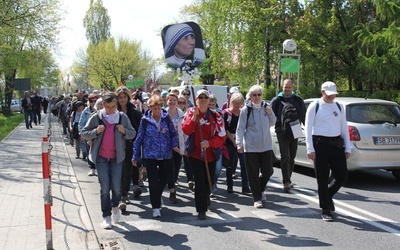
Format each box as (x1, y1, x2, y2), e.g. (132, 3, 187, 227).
(348, 126, 361, 141)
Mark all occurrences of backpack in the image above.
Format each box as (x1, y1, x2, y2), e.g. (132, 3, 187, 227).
(280, 99, 299, 134)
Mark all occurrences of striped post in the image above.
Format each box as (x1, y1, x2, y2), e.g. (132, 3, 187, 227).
(42, 116, 53, 250)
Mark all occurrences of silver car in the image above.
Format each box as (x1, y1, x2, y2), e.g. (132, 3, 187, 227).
(271, 97, 400, 180)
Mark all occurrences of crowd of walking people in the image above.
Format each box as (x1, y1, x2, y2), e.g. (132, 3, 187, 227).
(26, 79, 349, 229)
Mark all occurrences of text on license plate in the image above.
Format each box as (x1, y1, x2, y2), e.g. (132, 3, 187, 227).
(374, 137, 400, 145)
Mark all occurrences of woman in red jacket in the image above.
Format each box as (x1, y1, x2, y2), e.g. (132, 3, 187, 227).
(182, 89, 226, 220)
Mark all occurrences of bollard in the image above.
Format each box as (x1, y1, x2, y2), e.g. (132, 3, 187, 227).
(42, 116, 53, 250)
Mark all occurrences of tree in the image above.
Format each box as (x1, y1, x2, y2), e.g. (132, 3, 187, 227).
(85, 37, 154, 91)
(83, 0, 111, 45)
(0, 0, 61, 115)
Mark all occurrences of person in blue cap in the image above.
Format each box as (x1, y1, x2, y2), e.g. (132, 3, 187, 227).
(161, 90, 168, 107)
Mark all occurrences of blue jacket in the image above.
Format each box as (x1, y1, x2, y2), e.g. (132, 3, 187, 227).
(132, 108, 178, 161)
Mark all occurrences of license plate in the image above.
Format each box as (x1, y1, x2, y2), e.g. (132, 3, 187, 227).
(374, 137, 400, 145)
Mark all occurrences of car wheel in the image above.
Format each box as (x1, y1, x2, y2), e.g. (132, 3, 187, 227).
(391, 170, 400, 181)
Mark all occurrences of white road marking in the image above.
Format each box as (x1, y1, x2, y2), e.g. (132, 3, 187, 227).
(268, 182, 400, 237)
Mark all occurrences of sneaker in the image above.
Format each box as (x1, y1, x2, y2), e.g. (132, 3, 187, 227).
(88, 169, 96, 176)
(261, 192, 267, 201)
(209, 191, 216, 198)
(112, 207, 120, 222)
(198, 211, 206, 220)
(118, 197, 127, 211)
(242, 186, 251, 194)
(75, 155, 80, 159)
(188, 181, 194, 190)
(283, 183, 291, 193)
(254, 200, 263, 208)
(102, 216, 112, 229)
(169, 192, 177, 204)
(133, 185, 142, 198)
(153, 208, 161, 218)
(322, 209, 334, 221)
(232, 174, 239, 179)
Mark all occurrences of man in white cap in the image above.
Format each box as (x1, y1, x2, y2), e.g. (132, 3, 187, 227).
(305, 81, 351, 222)
(163, 23, 205, 69)
(222, 86, 240, 110)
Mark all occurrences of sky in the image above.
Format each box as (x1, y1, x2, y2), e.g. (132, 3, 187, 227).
(56, 0, 192, 71)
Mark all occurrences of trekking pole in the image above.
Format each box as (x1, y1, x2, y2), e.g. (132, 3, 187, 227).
(191, 86, 212, 191)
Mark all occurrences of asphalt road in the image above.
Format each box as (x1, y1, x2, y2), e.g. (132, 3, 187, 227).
(62, 130, 400, 249)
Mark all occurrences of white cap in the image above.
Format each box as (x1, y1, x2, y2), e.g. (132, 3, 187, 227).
(321, 81, 338, 95)
(142, 92, 149, 100)
(196, 89, 210, 99)
(229, 86, 240, 93)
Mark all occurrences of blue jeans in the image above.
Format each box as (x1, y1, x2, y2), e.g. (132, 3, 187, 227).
(96, 156, 123, 218)
(24, 110, 34, 128)
(213, 154, 222, 192)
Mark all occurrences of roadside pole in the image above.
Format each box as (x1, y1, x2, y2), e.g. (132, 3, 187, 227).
(42, 115, 53, 250)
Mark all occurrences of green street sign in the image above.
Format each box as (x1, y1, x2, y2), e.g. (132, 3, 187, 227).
(125, 81, 134, 89)
(281, 58, 300, 73)
(135, 79, 144, 87)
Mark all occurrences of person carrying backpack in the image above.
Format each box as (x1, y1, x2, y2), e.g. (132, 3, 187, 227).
(270, 79, 306, 193)
(81, 92, 136, 230)
(236, 85, 276, 209)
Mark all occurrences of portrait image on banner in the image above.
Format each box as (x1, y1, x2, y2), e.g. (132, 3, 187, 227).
(161, 22, 205, 70)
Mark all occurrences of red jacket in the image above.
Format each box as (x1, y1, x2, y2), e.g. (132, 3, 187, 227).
(182, 107, 226, 162)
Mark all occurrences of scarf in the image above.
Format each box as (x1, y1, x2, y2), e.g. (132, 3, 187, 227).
(100, 109, 120, 124)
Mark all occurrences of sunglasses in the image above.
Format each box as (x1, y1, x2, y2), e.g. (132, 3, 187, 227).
(252, 93, 262, 97)
(183, 93, 190, 96)
(89, 99, 97, 103)
(198, 96, 209, 100)
(178, 101, 186, 104)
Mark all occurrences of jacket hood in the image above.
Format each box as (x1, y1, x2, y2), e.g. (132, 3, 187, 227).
(278, 91, 296, 97)
(144, 108, 169, 120)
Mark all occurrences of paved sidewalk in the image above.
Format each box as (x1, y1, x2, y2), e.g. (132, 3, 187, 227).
(0, 114, 99, 250)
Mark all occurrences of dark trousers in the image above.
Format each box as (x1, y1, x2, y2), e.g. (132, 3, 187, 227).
(144, 159, 170, 209)
(277, 133, 298, 184)
(226, 143, 250, 188)
(182, 155, 194, 182)
(121, 141, 139, 197)
(33, 107, 41, 124)
(244, 151, 273, 202)
(168, 151, 182, 189)
(24, 110, 34, 128)
(189, 158, 215, 212)
(313, 137, 348, 209)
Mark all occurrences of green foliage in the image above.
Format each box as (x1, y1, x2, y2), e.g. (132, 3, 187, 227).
(85, 37, 154, 91)
(83, 0, 111, 45)
(0, 113, 24, 141)
(0, 0, 62, 115)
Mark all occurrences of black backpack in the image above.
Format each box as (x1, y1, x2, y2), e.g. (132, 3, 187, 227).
(280, 100, 299, 134)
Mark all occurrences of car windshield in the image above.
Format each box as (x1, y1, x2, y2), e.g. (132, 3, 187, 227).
(347, 104, 400, 124)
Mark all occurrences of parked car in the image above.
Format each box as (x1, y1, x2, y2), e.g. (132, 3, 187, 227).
(11, 99, 22, 113)
(0, 99, 22, 113)
(271, 97, 400, 180)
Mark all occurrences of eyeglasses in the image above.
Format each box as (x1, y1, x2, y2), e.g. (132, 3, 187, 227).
(198, 96, 209, 100)
(183, 93, 190, 96)
(252, 93, 262, 97)
(89, 99, 97, 103)
(178, 101, 186, 105)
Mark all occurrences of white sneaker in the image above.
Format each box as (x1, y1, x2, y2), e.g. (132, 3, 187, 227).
(261, 192, 267, 201)
(112, 207, 120, 222)
(153, 208, 161, 218)
(88, 169, 95, 176)
(254, 200, 263, 208)
(102, 216, 112, 229)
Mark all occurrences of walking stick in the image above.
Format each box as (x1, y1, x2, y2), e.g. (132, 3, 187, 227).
(191, 86, 213, 191)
